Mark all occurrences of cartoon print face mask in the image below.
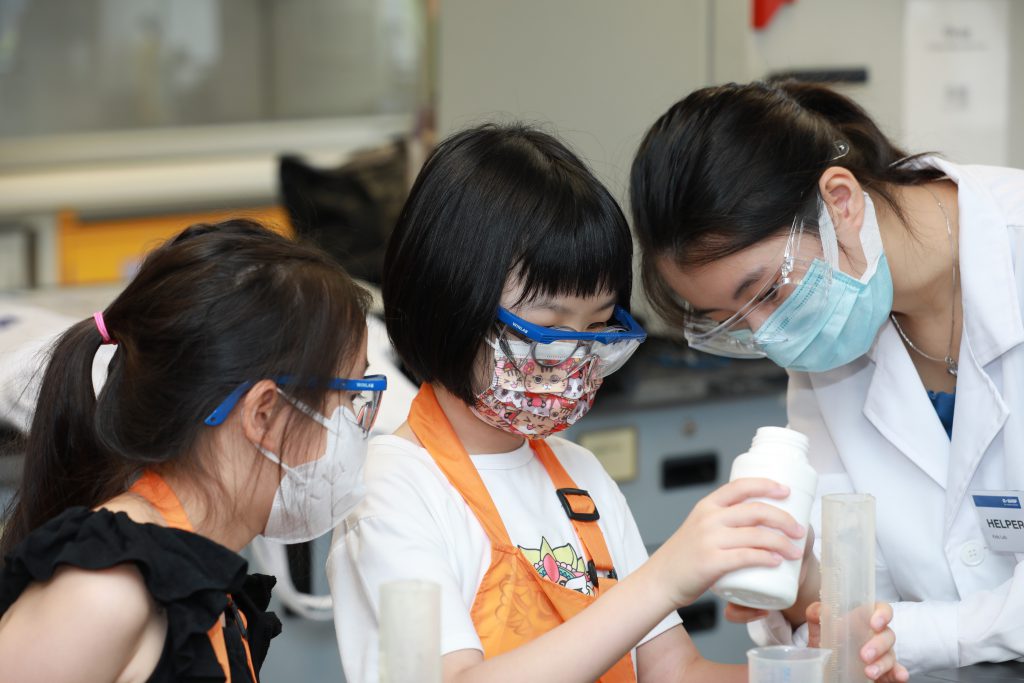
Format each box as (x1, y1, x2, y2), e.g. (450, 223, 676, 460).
(471, 342, 602, 439)
(523, 363, 571, 393)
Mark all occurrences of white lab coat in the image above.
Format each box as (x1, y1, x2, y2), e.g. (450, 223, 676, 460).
(754, 158, 1024, 672)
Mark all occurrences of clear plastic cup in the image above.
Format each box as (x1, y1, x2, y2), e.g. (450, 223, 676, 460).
(748, 646, 832, 683)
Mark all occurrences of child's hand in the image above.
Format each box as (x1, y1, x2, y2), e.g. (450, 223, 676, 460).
(724, 527, 817, 625)
(648, 478, 805, 608)
(723, 602, 769, 623)
(806, 602, 909, 682)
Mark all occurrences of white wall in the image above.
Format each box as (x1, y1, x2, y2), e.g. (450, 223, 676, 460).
(745, 0, 1024, 168)
(438, 0, 716, 203)
(440, 0, 1024, 190)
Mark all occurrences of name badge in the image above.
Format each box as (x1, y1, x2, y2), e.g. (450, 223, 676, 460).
(970, 491, 1024, 553)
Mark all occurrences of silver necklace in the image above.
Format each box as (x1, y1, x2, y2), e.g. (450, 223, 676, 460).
(889, 186, 959, 377)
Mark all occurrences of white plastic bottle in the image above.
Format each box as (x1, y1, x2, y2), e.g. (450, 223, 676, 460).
(711, 426, 817, 610)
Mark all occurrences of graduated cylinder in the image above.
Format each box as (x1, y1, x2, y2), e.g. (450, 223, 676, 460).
(820, 494, 876, 683)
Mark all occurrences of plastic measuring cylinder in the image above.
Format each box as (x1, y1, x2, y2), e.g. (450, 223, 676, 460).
(748, 646, 832, 683)
(712, 426, 817, 610)
(820, 493, 876, 683)
(379, 579, 441, 683)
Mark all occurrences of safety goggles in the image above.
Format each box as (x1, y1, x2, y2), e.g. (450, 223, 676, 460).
(494, 305, 647, 377)
(682, 195, 837, 359)
(204, 374, 387, 436)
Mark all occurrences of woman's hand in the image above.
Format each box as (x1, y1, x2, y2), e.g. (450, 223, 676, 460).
(648, 478, 805, 608)
(806, 602, 909, 682)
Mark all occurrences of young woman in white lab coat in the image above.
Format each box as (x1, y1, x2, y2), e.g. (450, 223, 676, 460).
(630, 80, 1024, 674)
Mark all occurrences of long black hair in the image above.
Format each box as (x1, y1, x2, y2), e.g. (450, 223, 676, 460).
(383, 123, 633, 404)
(1, 220, 370, 556)
(630, 80, 944, 325)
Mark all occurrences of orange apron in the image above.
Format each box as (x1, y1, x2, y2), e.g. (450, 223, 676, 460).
(129, 471, 258, 683)
(409, 385, 636, 682)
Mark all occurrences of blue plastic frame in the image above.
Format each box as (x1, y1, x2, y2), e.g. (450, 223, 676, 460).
(496, 305, 646, 344)
(203, 373, 387, 426)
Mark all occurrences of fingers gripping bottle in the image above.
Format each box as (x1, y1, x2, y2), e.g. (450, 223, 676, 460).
(712, 427, 817, 610)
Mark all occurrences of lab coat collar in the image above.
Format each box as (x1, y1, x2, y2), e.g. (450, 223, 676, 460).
(863, 323, 950, 489)
(911, 157, 1024, 365)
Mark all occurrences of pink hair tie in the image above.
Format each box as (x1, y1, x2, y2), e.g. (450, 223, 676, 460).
(93, 311, 115, 345)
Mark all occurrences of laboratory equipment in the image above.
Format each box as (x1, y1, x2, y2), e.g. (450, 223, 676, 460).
(713, 426, 817, 609)
(821, 493, 876, 683)
(748, 646, 831, 683)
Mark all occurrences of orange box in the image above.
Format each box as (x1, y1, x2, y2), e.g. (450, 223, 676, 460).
(58, 206, 292, 285)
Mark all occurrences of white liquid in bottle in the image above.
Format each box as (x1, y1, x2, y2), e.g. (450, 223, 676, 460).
(712, 426, 817, 610)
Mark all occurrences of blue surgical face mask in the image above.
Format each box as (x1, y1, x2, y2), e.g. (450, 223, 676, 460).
(752, 196, 893, 372)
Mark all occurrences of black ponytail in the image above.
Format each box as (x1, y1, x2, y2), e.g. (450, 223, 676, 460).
(4, 321, 127, 553)
(630, 80, 944, 326)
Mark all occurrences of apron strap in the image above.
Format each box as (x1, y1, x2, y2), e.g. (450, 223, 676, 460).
(129, 470, 195, 532)
(408, 385, 518, 547)
(128, 471, 259, 683)
(531, 441, 619, 590)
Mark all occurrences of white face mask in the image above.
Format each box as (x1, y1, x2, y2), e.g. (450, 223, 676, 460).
(257, 397, 368, 544)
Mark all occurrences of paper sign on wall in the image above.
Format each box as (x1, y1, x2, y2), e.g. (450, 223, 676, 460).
(902, 0, 1010, 165)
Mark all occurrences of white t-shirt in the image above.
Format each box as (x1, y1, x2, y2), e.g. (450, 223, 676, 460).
(327, 435, 682, 683)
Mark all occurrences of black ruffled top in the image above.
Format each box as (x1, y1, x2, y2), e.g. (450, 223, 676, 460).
(0, 507, 282, 682)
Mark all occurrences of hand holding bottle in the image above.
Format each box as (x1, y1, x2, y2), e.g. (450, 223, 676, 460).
(647, 477, 806, 609)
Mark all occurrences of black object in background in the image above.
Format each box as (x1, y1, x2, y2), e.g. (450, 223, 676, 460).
(769, 67, 869, 84)
(677, 600, 717, 633)
(662, 453, 719, 489)
(282, 541, 312, 618)
(279, 140, 408, 286)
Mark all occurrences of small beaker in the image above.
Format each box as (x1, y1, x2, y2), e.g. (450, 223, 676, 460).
(748, 646, 832, 683)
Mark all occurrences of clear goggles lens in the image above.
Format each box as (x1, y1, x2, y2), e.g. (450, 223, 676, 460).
(279, 384, 384, 438)
(681, 196, 836, 358)
(349, 388, 383, 435)
(495, 326, 642, 379)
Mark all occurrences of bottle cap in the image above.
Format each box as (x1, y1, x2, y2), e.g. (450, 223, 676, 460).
(751, 426, 809, 456)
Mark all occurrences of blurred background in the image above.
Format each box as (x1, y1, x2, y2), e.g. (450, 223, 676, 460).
(0, 0, 1021, 676)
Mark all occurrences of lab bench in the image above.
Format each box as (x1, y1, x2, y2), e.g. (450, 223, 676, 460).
(913, 662, 1024, 681)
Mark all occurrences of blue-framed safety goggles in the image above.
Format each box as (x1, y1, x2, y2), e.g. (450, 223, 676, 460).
(204, 374, 387, 435)
(494, 305, 646, 377)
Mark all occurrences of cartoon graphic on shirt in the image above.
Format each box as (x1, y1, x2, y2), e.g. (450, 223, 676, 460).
(518, 536, 594, 596)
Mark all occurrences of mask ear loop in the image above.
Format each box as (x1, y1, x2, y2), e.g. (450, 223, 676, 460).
(276, 387, 327, 426)
(819, 138, 849, 272)
(276, 387, 361, 437)
(814, 194, 841, 271)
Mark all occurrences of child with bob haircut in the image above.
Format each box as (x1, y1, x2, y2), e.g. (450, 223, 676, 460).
(329, 124, 837, 682)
